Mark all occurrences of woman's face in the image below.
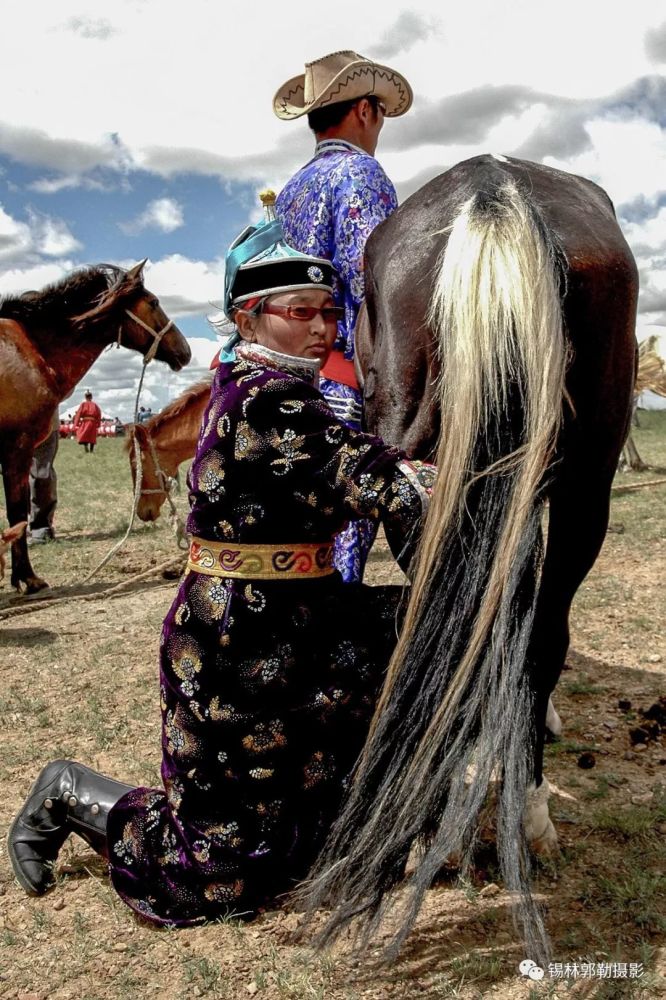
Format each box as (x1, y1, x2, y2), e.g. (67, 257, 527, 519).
(237, 289, 338, 363)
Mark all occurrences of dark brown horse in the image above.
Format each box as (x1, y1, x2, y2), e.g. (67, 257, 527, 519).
(302, 155, 638, 960)
(0, 262, 191, 592)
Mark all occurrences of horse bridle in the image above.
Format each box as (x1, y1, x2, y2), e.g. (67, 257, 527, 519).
(108, 301, 189, 552)
(121, 309, 178, 498)
(138, 429, 176, 498)
(117, 309, 174, 363)
(132, 423, 189, 551)
(120, 309, 178, 498)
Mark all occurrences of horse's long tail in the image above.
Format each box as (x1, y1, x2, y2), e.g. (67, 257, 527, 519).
(296, 178, 567, 963)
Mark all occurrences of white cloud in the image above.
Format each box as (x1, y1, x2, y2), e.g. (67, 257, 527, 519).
(0, 0, 661, 202)
(0, 203, 80, 264)
(144, 255, 226, 318)
(645, 21, 666, 63)
(543, 118, 666, 207)
(0, 261, 73, 296)
(0, 121, 128, 174)
(621, 205, 666, 322)
(0, 205, 32, 262)
(60, 16, 119, 40)
(368, 11, 440, 60)
(624, 205, 666, 254)
(27, 174, 113, 193)
(27, 211, 82, 256)
(120, 197, 185, 235)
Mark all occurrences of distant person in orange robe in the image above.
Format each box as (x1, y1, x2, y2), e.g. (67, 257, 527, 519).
(73, 391, 102, 453)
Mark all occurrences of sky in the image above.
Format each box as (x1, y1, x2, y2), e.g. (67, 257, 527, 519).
(1, 0, 665, 417)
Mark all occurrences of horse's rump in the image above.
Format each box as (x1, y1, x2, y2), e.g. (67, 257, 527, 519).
(361, 155, 637, 463)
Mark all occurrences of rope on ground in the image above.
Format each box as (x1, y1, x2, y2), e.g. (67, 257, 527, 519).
(79, 361, 151, 584)
(612, 477, 666, 494)
(81, 321, 190, 584)
(0, 555, 186, 622)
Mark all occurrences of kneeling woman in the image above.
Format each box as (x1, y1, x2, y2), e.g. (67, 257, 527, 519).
(9, 206, 434, 926)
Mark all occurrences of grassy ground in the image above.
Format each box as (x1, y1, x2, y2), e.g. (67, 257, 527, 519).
(0, 413, 664, 999)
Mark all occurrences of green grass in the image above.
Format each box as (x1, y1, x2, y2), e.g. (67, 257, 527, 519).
(574, 797, 666, 947)
(583, 865, 666, 938)
(619, 407, 666, 473)
(429, 952, 505, 996)
(569, 409, 666, 659)
(544, 737, 599, 758)
(1, 435, 188, 598)
(561, 673, 603, 696)
(182, 955, 227, 994)
(583, 775, 614, 801)
(590, 795, 666, 838)
(610, 409, 666, 546)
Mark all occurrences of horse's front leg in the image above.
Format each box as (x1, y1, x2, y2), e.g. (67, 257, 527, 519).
(2, 446, 48, 593)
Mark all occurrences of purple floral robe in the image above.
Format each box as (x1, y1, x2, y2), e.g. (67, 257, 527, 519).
(107, 344, 433, 926)
(275, 140, 398, 360)
(276, 140, 399, 582)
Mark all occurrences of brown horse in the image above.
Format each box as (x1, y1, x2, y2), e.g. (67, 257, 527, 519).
(301, 155, 638, 960)
(125, 379, 212, 521)
(0, 262, 191, 592)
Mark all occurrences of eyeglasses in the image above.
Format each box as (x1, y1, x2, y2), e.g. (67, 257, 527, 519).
(377, 100, 387, 116)
(261, 303, 344, 324)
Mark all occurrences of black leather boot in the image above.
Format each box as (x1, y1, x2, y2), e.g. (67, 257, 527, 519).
(7, 759, 133, 895)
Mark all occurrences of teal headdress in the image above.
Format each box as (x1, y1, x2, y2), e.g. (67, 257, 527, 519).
(223, 190, 335, 320)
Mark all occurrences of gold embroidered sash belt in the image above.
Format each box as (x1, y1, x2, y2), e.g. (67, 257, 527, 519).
(187, 537, 335, 580)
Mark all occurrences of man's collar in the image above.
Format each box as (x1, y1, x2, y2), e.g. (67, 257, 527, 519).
(314, 138, 371, 157)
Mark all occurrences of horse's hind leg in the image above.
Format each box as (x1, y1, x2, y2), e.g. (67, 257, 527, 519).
(2, 448, 48, 593)
(526, 472, 615, 851)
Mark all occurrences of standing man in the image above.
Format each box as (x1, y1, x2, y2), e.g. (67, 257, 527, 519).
(73, 390, 102, 454)
(28, 409, 60, 544)
(273, 50, 412, 582)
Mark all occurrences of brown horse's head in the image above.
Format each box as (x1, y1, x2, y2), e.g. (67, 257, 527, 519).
(71, 262, 192, 371)
(119, 261, 192, 371)
(126, 422, 176, 522)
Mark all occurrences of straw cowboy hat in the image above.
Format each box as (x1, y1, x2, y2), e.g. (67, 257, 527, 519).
(273, 50, 413, 120)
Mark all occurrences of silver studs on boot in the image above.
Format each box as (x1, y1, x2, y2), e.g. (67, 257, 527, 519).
(91, 804, 100, 816)
(44, 798, 53, 809)
(67, 795, 78, 807)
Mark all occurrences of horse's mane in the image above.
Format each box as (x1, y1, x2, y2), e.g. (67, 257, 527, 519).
(0, 265, 145, 332)
(124, 378, 213, 452)
(0, 266, 121, 324)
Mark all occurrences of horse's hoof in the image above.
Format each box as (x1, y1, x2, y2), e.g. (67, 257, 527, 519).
(524, 779, 559, 855)
(529, 819, 559, 856)
(545, 697, 562, 740)
(25, 577, 49, 594)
